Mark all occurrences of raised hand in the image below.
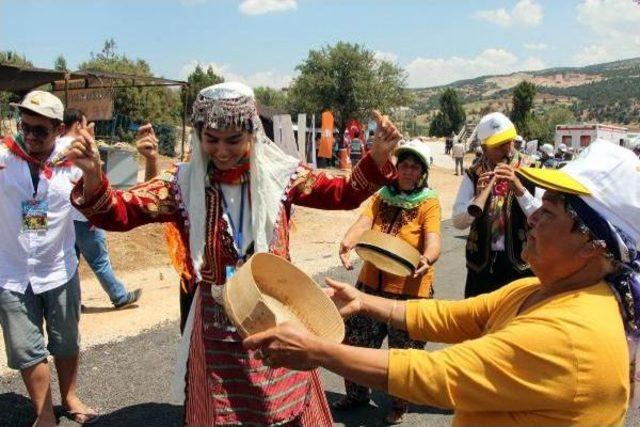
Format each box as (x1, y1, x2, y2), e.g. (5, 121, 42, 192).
(370, 110, 402, 168)
(66, 125, 100, 176)
(493, 163, 526, 197)
(135, 123, 159, 160)
(323, 278, 363, 318)
(339, 240, 354, 270)
(413, 255, 430, 278)
(242, 322, 320, 371)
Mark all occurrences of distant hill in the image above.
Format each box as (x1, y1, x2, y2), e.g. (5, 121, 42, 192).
(411, 57, 640, 127)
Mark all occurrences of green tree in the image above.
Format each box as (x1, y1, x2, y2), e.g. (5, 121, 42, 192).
(254, 86, 288, 111)
(287, 42, 411, 131)
(185, 64, 224, 116)
(1, 50, 34, 104)
(510, 81, 537, 135)
(0, 50, 33, 67)
(78, 39, 179, 124)
(527, 107, 575, 145)
(54, 54, 68, 71)
(428, 88, 466, 136)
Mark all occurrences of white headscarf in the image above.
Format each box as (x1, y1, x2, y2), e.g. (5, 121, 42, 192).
(178, 82, 300, 280)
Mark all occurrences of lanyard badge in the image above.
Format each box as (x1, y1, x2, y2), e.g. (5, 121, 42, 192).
(21, 199, 49, 233)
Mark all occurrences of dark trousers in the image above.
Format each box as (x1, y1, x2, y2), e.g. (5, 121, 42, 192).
(343, 283, 428, 410)
(464, 251, 531, 298)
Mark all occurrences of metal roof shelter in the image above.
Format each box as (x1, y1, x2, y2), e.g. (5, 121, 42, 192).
(0, 64, 190, 157)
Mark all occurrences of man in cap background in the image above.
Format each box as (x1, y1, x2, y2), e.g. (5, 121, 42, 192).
(0, 91, 97, 425)
(538, 143, 558, 169)
(452, 112, 539, 297)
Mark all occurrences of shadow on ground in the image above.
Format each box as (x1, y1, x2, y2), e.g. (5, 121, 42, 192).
(92, 402, 182, 427)
(0, 392, 35, 427)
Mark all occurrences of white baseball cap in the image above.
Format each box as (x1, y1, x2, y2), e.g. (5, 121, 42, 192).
(476, 112, 517, 148)
(518, 139, 640, 243)
(10, 90, 64, 121)
(540, 143, 554, 157)
(396, 139, 432, 169)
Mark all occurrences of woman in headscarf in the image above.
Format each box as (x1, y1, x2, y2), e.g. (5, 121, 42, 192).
(67, 82, 401, 426)
(335, 139, 441, 424)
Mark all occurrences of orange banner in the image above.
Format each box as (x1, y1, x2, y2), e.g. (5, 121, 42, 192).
(318, 111, 334, 159)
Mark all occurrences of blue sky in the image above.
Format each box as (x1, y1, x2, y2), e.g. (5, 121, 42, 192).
(2, 0, 640, 88)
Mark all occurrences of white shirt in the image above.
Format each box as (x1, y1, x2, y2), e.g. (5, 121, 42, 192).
(452, 174, 542, 251)
(452, 142, 465, 159)
(0, 139, 81, 294)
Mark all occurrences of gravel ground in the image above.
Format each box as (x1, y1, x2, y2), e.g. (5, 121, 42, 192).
(1, 221, 638, 426)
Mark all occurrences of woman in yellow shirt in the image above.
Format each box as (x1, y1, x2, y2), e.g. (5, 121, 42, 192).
(335, 139, 441, 423)
(244, 140, 640, 426)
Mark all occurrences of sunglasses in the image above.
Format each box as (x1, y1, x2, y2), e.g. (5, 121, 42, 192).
(18, 122, 55, 139)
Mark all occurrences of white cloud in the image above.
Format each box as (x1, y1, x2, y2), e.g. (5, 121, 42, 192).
(524, 42, 548, 51)
(474, 8, 512, 28)
(374, 50, 398, 63)
(474, 0, 543, 28)
(181, 60, 293, 89)
(405, 48, 545, 87)
(239, 0, 297, 15)
(573, 0, 640, 65)
(521, 56, 546, 70)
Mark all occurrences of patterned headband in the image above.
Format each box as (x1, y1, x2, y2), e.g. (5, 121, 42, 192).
(191, 84, 257, 131)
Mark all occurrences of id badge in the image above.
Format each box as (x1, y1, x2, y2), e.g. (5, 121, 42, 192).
(21, 199, 48, 232)
(225, 265, 236, 281)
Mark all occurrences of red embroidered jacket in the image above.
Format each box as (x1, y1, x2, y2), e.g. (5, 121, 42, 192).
(71, 152, 395, 287)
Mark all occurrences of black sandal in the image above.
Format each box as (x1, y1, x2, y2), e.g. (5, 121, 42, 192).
(331, 395, 370, 410)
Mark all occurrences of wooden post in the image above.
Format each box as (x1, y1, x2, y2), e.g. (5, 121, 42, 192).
(64, 73, 70, 106)
(181, 84, 188, 161)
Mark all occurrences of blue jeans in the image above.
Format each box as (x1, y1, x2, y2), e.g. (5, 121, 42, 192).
(74, 221, 128, 305)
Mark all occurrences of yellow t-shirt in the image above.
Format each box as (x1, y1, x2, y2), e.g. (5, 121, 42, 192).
(358, 194, 441, 297)
(387, 277, 629, 426)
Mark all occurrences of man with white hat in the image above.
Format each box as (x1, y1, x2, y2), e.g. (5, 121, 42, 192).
(452, 112, 538, 297)
(243, 138, 640, 426)
(538, 143, 558, 169)
(0, 91, 98, 425)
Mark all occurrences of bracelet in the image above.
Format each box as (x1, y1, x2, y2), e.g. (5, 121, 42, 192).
(387, 300, 398, 328)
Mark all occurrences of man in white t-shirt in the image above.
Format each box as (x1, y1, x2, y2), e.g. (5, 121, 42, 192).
(0, 92, 98, 425)
(451, 138, 465, 175)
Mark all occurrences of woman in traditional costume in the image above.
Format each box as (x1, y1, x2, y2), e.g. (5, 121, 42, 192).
(68, 82, 401, 425)
(336, 139, 441, 423)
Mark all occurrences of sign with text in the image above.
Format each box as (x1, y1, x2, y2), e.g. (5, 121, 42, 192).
(52, 89, 114, 121)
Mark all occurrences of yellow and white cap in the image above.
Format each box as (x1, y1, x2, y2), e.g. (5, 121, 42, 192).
(10, 90, 64, 121)
(517, 139, 640, 243)
(476, 112, 517, 148)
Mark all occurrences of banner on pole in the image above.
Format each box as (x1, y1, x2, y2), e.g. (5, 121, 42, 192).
(318, 111, 334, 160)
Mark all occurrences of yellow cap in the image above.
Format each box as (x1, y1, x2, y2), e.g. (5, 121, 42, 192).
(476, 112, 517, 147)
(517, 167, 591, 195)
(483, 126, 517, 147)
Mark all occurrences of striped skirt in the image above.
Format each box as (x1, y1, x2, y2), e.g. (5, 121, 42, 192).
(184, 286, 333, 426)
